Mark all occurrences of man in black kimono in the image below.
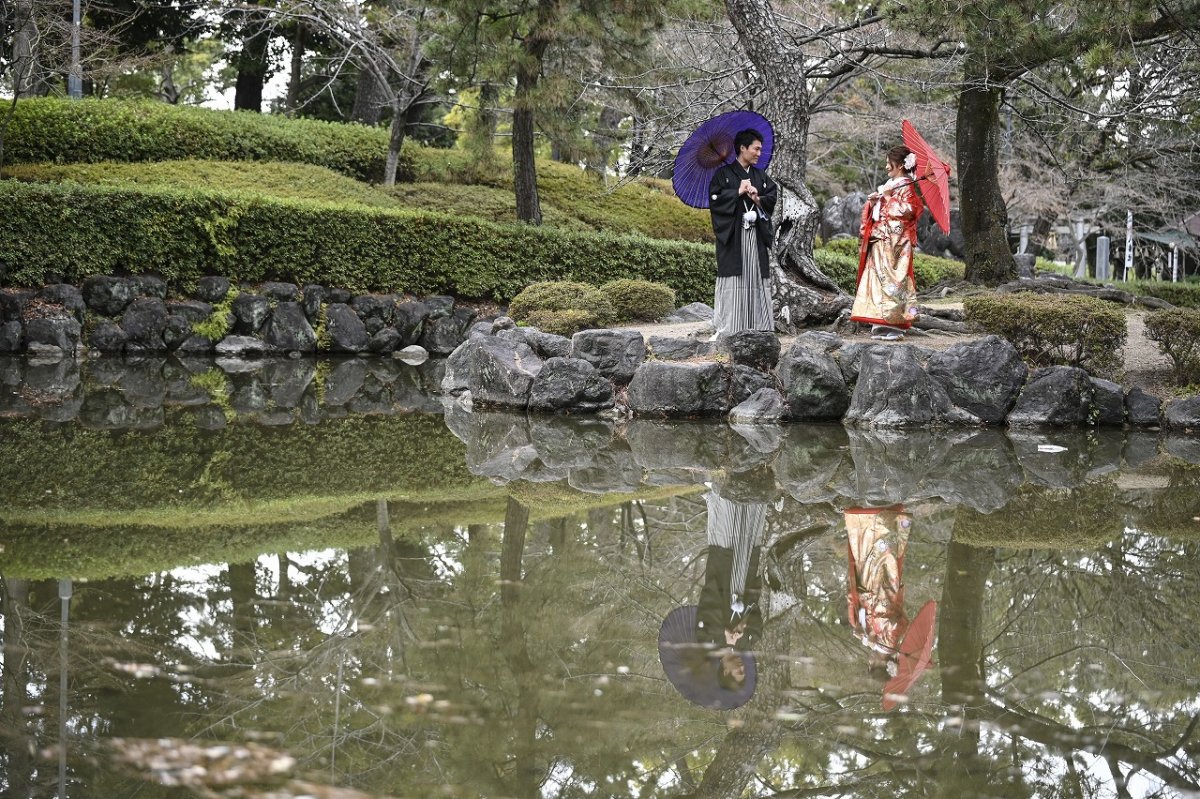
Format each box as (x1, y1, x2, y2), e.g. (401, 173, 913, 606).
(708, 128, 778, 337)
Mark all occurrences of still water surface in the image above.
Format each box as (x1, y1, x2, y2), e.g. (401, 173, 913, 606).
(2, 355, 1199, 798)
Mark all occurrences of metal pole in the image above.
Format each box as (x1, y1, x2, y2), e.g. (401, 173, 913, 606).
(1124, 210, 1134, 282)
(68, 0, 83, 98)
(58, 579, 72, 799)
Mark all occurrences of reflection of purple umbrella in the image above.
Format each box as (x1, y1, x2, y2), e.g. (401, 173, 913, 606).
(672, 110, 775, 209)
(658, 605, 757, 710)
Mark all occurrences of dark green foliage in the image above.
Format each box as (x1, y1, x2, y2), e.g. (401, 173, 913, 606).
(0, 180, 715, 303)
(523, 309, 601, 336)
(814, 249, 859, 293)
(1135, 281, 1200, 309)
(0, 413, 483, 513)
(821, 237, 860, 258)
(2, 97, 405, 182)
(600, 279, 676, 322)
(964, 293, 1127, 377)
(1145, 308, 1200, 386)
(913, 252, 967, 286)
(508, 281, 616, 323)
(814, 239, 966, 294)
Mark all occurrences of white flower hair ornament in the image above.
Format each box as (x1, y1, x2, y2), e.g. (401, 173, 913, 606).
(903, 152, 917, 172)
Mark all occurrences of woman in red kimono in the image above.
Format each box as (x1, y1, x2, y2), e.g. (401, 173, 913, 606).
(845, 506, 912, 678)
(851, 145, 925, 341)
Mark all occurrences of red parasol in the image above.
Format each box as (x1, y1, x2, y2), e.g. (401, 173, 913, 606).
(882, 599, 938, 711)
(902, 120, 952, 234)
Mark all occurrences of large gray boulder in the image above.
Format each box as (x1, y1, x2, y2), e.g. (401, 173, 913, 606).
(720, 329, 780, 372)
(844, 346, 961, 428)
(38, 284, 86, 323)
(350, 294, 395, 335)
(528, 357, 614, 413)
(1007, 366, 1094, 427)
(626, 360, 729, 417)
(730, 364, 774, 407)
(1165, 395, 1200, 430)
(0, 320, 23, 352)
(648, 336, 711, 361)
(264, 301, 317, 353)
(26, 310, 82, 353)
(819, 194, 867, 240)
(82, 276, 134, 316)
(325, 303, 369, 353)
(121, 298, 169, 350)
(729, 387, 785, 424)
(196, 276, 231, 303)
(393, 300, 428, 345)
(663, 302, 714, 323)
(215, 335, 275, 358)
(777, 344, 849, 421)
(467, 334, 544, 409)
(927, 335, 1027, 423)
(261, 281, 300, 302)
(510, 327, 572, 360)
(231, 293, 270, 335)
(421, 307, 477, 355)
(1125, 387, 1162, 428)
(571, 329, 646, 384)
(1089, 377, 1126, 426)
(301, 284, 327, 323)
(440, 338, 479, 395)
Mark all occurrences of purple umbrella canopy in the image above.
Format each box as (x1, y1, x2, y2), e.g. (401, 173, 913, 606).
(672, 110, 775, 209)
(658, 605, 757, 710)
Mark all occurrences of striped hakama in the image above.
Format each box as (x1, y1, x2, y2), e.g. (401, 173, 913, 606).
(713, 225, 773, 337)
(706, 492, 768, 603)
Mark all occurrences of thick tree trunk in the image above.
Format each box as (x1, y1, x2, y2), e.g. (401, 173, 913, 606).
(513, 63, 543, 225)
(383, 91, 411, 187)
(724, 0, 849, 329)
(957, 73, 1016, 284)
(233, 6, 271, 112)
(351, 68, 387, 125)
(284, 24, 305, 116)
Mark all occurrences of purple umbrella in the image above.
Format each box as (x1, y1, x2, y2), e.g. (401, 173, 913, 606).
(672, 110, 775, 209)
(658, 605, 757, 710)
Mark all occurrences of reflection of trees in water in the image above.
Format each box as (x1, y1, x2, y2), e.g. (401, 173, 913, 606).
(9, 480, 1200, 797)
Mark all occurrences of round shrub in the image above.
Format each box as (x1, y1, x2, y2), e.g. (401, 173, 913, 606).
(813, 249, 858, 294)
(1145, 307, 1200, 386)
(963, 292, 1127, 377)
(821, 236, 860, 258)
(913, 252, 966, 286)
(508, 281, 616, 325)
(523, 309, 600, 337)
(600, 279, 676, 322)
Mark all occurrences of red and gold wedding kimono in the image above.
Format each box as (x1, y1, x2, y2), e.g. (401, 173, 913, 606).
(851, 179, 925, 329)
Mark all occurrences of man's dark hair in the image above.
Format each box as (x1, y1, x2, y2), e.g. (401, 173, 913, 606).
(734, 128, 763, 155)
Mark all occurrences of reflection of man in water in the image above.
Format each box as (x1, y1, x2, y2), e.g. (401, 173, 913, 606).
(696, 490, 767, 690)
(845, 506, 911, 678)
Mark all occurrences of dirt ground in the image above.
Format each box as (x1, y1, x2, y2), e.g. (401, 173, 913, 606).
(619, 303, 1176, 400)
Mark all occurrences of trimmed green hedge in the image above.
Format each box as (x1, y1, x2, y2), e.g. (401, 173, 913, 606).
(964, 292, 1127, 377)
(0, 413, 484, 515)
(1135, 281, 1200, 309)
(0, 180, 715, 303)
(599, 279, 676, 322)
(814, 238, 966, 294)
(2, 97, 403, 182)
(1146, 308, 1200, 386)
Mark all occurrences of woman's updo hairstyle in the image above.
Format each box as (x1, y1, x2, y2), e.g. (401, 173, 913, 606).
(888, 145, 915, 175)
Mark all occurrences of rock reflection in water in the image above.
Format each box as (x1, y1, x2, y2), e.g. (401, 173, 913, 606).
(3, 364, 1200, 797)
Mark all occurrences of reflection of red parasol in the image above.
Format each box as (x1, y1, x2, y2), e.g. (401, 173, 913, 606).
(902, 119, 952, 234)
(882, 599, 937, 710)
(672, 110, 774, 209)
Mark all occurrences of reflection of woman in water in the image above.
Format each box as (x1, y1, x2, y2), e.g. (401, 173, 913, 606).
(696, 490, 767, 690)
(845, 506, 911, 678)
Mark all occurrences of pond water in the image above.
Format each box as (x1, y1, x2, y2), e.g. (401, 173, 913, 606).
(2, 355, 1200, 799)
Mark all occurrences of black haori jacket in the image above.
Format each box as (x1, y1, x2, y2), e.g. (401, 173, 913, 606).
(708, 162, 778, 278)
